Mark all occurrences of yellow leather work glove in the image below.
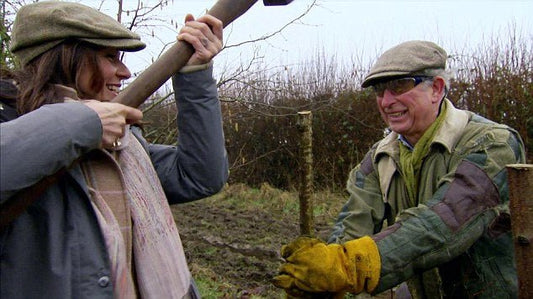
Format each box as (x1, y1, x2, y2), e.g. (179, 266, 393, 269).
(272, 236, 381, 296)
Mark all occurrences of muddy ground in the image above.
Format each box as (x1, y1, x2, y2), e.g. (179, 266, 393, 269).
(172, 183, 344, 298)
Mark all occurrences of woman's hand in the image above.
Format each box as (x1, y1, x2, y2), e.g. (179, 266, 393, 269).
(177, 14, 223, 65)
(83, 100, 143, 149)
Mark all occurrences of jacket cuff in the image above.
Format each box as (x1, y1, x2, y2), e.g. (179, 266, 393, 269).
(179, 61, 214, 74)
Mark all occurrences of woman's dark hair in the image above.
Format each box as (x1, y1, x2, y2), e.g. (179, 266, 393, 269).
(14, 40, 104, 114)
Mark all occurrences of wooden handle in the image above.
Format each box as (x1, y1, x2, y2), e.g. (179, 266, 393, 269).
(112, 0, 259, 107)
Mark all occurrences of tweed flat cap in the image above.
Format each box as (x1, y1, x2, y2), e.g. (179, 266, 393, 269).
(10, 1, 146, 66)
(362, 40, 447, 88)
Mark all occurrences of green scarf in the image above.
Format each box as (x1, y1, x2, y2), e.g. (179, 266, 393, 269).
(399, 101, 447, 206)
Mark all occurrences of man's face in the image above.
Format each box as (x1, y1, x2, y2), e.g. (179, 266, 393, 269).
(374, 76, 444, 145)
(78, 48, 131, 102)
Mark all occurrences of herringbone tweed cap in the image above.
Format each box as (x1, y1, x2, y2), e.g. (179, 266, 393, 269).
(10, 1, 146, 65)
(362, 40, 447, 88)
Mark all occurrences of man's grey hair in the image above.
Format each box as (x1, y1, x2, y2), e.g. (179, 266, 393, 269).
(423, 68, 453, 98)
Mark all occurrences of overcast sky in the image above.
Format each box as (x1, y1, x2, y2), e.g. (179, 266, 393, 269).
(86, 0, 532, 77)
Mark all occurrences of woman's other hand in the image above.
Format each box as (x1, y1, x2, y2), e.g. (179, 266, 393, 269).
(83, 100, 143, 149)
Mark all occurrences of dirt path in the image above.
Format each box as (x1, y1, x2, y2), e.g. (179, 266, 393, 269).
(172, 184, 337, 298)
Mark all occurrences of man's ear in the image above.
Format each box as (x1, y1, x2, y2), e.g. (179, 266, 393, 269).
(431, 77, 446, 103)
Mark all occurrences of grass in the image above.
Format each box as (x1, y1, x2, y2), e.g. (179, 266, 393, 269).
(172, 183, 348, 298)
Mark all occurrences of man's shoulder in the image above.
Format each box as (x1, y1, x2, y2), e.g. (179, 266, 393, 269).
(455, 111, 524, 161)
(463, 112, 517, 140)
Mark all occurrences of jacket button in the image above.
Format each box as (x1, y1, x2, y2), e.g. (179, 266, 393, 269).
(98, 276, 110, 287)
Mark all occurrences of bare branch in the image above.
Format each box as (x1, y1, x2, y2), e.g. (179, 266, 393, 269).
(224, 0, 317, 50)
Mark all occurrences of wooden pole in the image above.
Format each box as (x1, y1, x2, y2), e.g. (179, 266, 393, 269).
(112, 0, 261, 108)
(297, 111, 313, 236)
(506, 164, 533, 298)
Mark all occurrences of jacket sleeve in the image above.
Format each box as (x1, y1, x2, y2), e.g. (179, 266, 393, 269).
(371, 126, 526, 293)
(0, 102, 102, 201)
(328, 149, 387, 244)
(140, 65, 228, 204)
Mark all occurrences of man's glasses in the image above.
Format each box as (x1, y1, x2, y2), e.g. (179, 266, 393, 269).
(372, 76, 433, 97)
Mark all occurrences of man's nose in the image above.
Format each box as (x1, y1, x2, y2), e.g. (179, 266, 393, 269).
(380, 90, 397, 106)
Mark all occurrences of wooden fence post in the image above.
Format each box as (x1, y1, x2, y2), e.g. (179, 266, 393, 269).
(297, 111, 313, 236)
(507, 164, 533, 298)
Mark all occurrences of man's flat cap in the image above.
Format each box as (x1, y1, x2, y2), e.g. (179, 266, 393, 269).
(362, 40, 447, 88)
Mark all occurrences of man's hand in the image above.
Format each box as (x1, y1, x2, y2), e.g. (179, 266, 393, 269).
(272, 236, 381, 296)
(83, 100, 143, 149)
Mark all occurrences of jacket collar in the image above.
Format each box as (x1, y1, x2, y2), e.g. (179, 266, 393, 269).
(53, 84, 80, 101)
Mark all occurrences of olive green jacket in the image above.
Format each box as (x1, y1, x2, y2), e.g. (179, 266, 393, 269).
(329, 99, 525, 298)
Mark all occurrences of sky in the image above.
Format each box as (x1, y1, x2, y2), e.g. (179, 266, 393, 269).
(86, 0, 533, 79)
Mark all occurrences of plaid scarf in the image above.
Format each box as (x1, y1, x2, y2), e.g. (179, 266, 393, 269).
(81, 129, 191, 298)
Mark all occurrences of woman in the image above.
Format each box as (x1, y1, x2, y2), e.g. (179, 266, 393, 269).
(0, 2, 228, 298)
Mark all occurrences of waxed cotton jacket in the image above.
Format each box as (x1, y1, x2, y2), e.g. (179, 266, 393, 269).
(329, 99, 525, 298)
(0, 67, 228, 298)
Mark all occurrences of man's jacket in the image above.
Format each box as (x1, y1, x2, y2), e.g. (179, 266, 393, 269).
(329, 99, 525, 298)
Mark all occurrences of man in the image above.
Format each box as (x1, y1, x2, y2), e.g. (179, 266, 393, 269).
(273, 40, 525, 298)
